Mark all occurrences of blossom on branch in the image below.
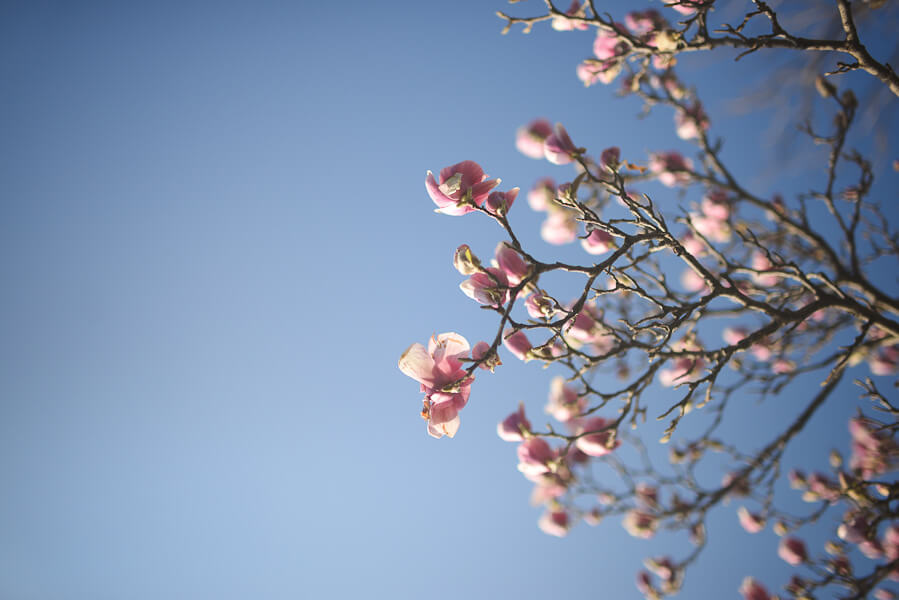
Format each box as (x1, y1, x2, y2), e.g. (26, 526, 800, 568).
(398, 332, 475, 439)
(425, 160, 499, 216)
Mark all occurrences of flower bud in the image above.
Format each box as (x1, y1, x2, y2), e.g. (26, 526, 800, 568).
(453, 244, 482, 275)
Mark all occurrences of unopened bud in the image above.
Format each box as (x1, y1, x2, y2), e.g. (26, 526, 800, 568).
(453, 244, 482, 275)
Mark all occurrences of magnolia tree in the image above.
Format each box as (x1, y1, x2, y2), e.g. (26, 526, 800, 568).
(399, 1, 899, 598)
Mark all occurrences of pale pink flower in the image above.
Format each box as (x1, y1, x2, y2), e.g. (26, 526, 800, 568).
(680, 230, 706, 256)
(723, 326, 749, 346)
(581, 228, 617, 255)
(527, 177, 556, 212)
(772, 359, 796, 374)
(649, 151, 693, 187)
(551, 1, 588, 31)
(659, 338, 706, 386)
(636, 571, 654, 595)
(530, 474, 568, 504)
(538, 510, 570, 537)
(701, 189, 731, 220)
(576, 59, 622, 87)
(544, 123, 579, 165)
(503, 328, 533, 361)
(625, 9, 666, 36)
(471, 341, 501, 372)
(838, 513, 870, 544)
(546, 376, 585, 422)
(645, 556, 676, 582)
(525, 292, 558, 320)
(680, 268, 710, 294)
(738, 507, 766, 533)
(740, 577, 771, 600)
(751, 251, 778, 287)
(485, 187, 519, 216)
(425, 160, 500, 216)
(861, 539, 885, 559)
(691, 214, 731, 244)
(600, 146, 621, 170)
(517, 437, 555, 477)
(674, 102, 709, 140)
(575, 417, 620, 456)
(669, 0, 709, 15)
(623, 509, 658, 539)
(885, 525, 899, 560)
(870, 345, 899, 376)
(593, 25, 628, 59)
(541, 212, 578, 245)
(460, 267, 509, 307)
(849, 417, 898, 478)
(636, 483, 660, 509)
(497, 403, 532, 442)
(398, 332, 474, 439)
(516, 119, 554, 159)
(874, 590, 896, 600)
(494, 241, 531, 286)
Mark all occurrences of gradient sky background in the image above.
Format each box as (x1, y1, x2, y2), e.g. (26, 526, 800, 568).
(2, 1, 898, 599)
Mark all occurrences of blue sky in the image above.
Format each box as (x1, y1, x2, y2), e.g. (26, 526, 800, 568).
(1, 1, 897, 599)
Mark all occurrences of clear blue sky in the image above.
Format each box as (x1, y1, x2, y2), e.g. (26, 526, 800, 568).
(1, 1, 897, 599)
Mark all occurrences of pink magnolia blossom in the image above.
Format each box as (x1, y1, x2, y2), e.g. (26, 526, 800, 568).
(575, 417, 620, 456)
(541, 212, 578, 245)
(494, 242, 531, 286)
(874, 590, 897, 600)
(659, 339, 706, 387)
(737, 506, 766, 533)
(471, 341, 501, 372)
(680, 268, 710, 294)
(870, 345, 899, 376)
(674, 102, 709, 140)
(551, 1, 588, 31)
(576, 59, 622, 87)
(623, 509, 658, 539)
(527, 177, 556, 212)
(517, 437, 555, 477)
(497, 403, 532, 442)
(525, 291, 558, 320)
(772, 358, 796, 374)
(649, 151, 694, 187)
(425, 160, 500, 216)
(600, 146, 621, 171)
(625, 9, 666, 36)
(636, 483, 660, 509)
(838, 512, 871, 544)
(581, 228, 617, 255)
(530, 474, 569, 505)
(544, 123, 579, 165)
(723, 326, 749, 346)
(636, 571, 654, 596)
(485, 188, 519, 216)
(460, 267, 509, 307)
(860, 539, 885, 559)
(645, 556, 676, 583)
(740, 577, 771, 600)
(546, 376, 585, 422)
(669, 0, 709, 15)
(538, 510, 570, 537)
(680, 230, 706, 256)
(690, 212, 732, 243)
(593, 25, 628, 59)
(701, 189, 731, 220)
(516, 119, 554, 159)
(398, 332, 474, 439)
(849, 417, 898, 478)
(751, 251, 779, 287)
(503, 328, 533, 361)
(884, 525, 899, 560)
